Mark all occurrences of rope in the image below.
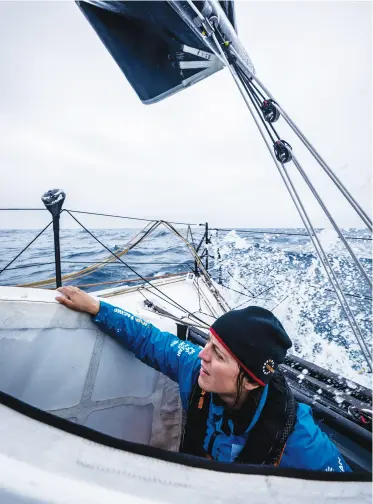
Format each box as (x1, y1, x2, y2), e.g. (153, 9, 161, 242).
(196, 264, 202, 312)
(230, 42, 372, 231)
(19, 221, 160, 287)
(136, 278, 213, 329)
(237, 67, 282, 144)
(138, 289, 209, 330)
(177, 2, 373, 366)
(188, 225, 197, 250)
(245, 77, 267, 102)
(1, 213, 211, 327)
(61, 212, 210, 328)
(163, 221, 230, 313)
(234, 65, 278, 145)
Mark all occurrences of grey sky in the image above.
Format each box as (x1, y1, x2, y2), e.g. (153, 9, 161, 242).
(0, 1, 371, 229)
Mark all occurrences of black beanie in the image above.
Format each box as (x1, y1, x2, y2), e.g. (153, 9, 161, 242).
(210, 306, 292, 386)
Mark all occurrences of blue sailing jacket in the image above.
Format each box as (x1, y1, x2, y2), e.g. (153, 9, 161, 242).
(93, 301, 351, 472)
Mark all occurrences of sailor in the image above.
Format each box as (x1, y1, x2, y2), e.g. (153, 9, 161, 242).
(56, 286, 351, 472)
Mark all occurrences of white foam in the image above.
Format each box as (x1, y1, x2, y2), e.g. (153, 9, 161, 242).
(210, 229, 372, 388)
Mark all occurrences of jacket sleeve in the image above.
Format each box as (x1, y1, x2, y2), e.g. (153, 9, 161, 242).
(92, 301, 201, 409)
(280, 403, 351, 472)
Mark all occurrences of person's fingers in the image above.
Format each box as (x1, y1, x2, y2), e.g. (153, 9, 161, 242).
(55, 296, 76, 309)
(56, 286, 81, 297)
(57, 286, 68, 294)
(57, 286, 74, 296)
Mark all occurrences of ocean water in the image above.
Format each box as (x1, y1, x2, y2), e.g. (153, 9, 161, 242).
(0, 225, 371, 387)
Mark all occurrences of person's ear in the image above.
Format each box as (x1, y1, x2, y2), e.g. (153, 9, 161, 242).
(242, 377, 260, 392)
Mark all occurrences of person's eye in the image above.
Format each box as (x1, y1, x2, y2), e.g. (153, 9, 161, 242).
(214, 348, 224, 360)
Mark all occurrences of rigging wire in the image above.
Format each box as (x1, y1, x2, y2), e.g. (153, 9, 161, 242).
(224, 269, 255, 297)
(225, 47, 371, 287)
(291, 155, 372, 288)
(0, 208, 48, 211)
(197, 22, 372, 369)
(65, 211, 209, 328)
(236, 66, 280, 141)
(138, 289, 210, 329)
(234, 66, 278, 145)
(1, 2, 371, 371)
(71, 272, 190, 290)
(228, 44, 372, 231)
(67, 209, 199, 227)
(0, 221, 52, 275)
(219, 282, 274, 302)
(18, 221, 162, 288)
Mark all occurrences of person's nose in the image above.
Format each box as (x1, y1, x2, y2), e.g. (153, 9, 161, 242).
(198, 343, 211, 362)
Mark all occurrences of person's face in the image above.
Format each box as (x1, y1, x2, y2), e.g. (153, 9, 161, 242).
(198, 333, 257, 397)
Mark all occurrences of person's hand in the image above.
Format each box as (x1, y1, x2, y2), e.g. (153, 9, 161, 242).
(55, 286, 100, 316)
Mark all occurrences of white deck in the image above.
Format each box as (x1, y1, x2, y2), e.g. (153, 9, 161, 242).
(0, 401, 370, 504)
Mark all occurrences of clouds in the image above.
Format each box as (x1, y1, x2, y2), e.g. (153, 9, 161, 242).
(0, 1, 371, 229)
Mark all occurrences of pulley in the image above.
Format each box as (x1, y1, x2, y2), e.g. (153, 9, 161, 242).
(274, 140, 293, 163)
(261, 99, 280, 123)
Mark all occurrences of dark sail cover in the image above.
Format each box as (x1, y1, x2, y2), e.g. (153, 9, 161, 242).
(77, 1, 254, 104)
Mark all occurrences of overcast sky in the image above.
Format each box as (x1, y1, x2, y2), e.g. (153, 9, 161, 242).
(0, 1, 371, 229)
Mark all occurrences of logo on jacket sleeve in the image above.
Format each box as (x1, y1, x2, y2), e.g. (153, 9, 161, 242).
(170, 339, 196, 357)
(263, 359, 275, 375)
(324, 457, 345, 472)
